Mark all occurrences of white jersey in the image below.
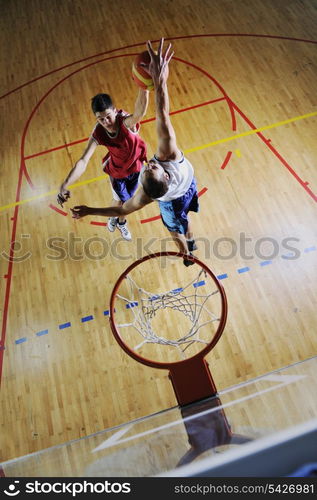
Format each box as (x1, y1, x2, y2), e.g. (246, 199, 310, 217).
(140, 154, 194, 201)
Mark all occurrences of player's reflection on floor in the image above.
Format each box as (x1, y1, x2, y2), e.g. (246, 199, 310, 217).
(177, 396, 253, 466)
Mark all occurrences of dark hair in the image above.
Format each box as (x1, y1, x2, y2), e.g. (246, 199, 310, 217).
(142, 174, 169, 199)
(91, 94, 114, 114)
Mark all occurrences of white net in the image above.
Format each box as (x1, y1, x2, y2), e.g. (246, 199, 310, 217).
(114, 267, 221, 359)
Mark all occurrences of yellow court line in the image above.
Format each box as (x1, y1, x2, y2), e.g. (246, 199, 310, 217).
(0, 174, 108, 212)
(184, 110, 317, 153)
(1, 110, 316, 213)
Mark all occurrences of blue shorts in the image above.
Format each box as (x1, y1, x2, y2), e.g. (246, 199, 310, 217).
(158, 178, 199, 234)
(109, 172, 140, 203)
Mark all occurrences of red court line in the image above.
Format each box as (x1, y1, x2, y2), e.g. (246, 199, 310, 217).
(2, 34, 317, 100)
(142, 97, 226, 123)
(230, 102, 317, 203)
(90, 221, 107, 226)
(140, 186, 208, 224)
(0, 181, 25, 385)
(23, 168, 35, 189)
(140, 215, 161, 224)
(198, 187, 208, 196)
(49, 204, 68, 215)
(24, 97, 226, 160)
(25, 138, 90, 160)
(225, 97, 237, 132)
(264, 142, 317, 202)
(220, 151, 233, 169)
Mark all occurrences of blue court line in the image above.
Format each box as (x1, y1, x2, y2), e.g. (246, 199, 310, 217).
(193, 280, 206, 288)
(237, 266, 250, 274)
(36, 329, 49, 336)
(304, 246, 316, 253)
(260, 260, 272, 267)
(217, 273, 228, 280)
(11, 242, 316, 348)
(104, 308, 116, 315)
(126, 302, 138, 309)
(15, 337, 27, 344)
(59, 322, 71, 330)
(283, 251, 296, 259)
(81, 315, 94, 322)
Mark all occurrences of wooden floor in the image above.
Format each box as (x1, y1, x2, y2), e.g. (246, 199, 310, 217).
(0, 0, 316, 463)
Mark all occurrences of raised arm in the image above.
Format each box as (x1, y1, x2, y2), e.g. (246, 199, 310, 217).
(145, 38, 181, 162)
(124, 88, 149, 131)
(57, 136, 97, 206)
(71, 186, 153, 219)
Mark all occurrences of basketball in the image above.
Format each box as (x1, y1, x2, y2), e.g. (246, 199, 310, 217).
(132, 51, 154, 91)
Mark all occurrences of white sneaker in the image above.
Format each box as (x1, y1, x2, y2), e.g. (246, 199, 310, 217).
(117, 220, 132, 241)
(107, 217, 118, 232)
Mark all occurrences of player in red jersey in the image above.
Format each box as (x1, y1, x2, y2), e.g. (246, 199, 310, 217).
(57, 89, 149, 240)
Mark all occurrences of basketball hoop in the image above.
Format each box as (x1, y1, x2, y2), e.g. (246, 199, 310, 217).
(109, 252, 227, 406)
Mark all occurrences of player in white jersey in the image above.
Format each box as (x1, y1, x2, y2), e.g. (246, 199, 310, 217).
(71, 38, 199, 265)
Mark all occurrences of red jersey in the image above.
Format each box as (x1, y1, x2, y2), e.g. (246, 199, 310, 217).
(91, 110, 147, 179)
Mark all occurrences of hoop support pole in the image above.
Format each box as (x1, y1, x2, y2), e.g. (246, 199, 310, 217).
(169, 357, 218, 406)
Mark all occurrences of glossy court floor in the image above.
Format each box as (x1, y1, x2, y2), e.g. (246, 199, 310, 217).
(3, 357, 317, 476)
(0, 0, 316, 467)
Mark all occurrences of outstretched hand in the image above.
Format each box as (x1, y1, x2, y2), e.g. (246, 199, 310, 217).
(141, 38, 174, 86)
(70, 206, 90, 219)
